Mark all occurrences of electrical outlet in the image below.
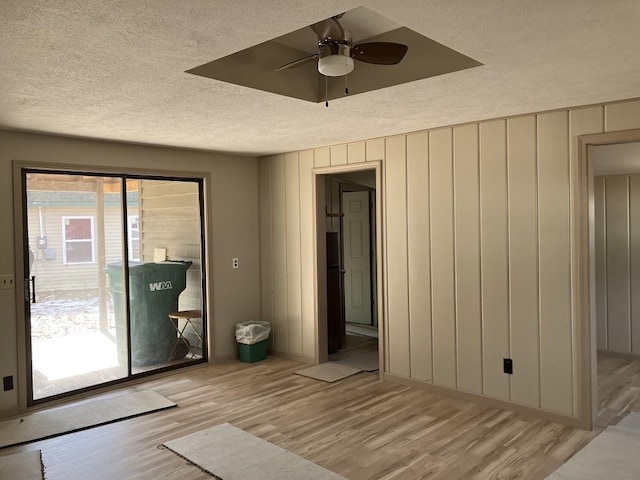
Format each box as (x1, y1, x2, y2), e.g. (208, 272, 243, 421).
(232, 258, 239, 269)
(0, 274, 15, 290)
(3, 376, 13, 391)
(503, 358, 513, 375)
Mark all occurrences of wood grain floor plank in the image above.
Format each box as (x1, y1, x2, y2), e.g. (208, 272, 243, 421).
(5, 353, 632, 479)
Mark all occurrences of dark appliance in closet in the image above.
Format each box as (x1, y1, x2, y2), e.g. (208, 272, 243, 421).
(326, 232, 344, 353)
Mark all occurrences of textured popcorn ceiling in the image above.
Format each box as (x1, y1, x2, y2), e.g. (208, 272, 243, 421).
(1, 1, 640, 156)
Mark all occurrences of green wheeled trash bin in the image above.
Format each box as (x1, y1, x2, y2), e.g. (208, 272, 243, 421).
(105, 260, 192, 367)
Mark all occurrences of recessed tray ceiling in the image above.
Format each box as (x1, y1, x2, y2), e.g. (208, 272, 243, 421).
(186, 7, 482, 103)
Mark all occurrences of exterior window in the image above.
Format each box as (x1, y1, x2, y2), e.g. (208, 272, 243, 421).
(62, 216, 95, 264)
(128, 215, 140, 261)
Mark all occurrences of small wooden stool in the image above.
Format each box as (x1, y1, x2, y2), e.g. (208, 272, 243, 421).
(168, 309, 203, 359)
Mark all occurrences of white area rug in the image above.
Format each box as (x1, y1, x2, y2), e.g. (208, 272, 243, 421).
(162, 423, 345, 480)
(0, 450, 44, 479)
(0, 390, 175, 448)
(295, 351, 379, 382)
(547, 412, 640, 479)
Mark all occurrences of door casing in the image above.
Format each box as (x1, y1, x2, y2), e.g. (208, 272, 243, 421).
(312, 161, 384, 378)
(577, 128, 640, 430)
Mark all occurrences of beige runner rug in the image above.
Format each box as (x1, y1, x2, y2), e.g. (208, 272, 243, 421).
(295, 350, 379, 382)
(162, 423, 345, 479)
(0, 450, 44, 479)
(0, 390, 175, 449)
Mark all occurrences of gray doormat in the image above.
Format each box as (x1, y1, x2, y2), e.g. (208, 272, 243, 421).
(295, 363, 362, 383)
(0, 450, 44, 479)
(333, 350, 379, 371)
(546, 412, 640, 479)
(0, 390, 175, 449)
(162, 422, 345, 480)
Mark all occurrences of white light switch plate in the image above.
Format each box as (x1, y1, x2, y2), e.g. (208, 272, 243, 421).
(0, 274, 15, 289)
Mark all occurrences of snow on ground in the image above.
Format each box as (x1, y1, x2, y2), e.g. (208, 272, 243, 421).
(30, 289, 117, 340)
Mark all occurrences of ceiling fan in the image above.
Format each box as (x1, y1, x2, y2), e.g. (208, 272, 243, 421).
(275, 14, 409, 78)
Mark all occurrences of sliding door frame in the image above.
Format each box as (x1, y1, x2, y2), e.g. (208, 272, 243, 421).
(13, 160, 211, 411)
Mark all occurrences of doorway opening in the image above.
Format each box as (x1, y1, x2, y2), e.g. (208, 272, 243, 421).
(590, 141, 640, 429)
(314, 163, 383, 376)
(20, 169, 207, 405)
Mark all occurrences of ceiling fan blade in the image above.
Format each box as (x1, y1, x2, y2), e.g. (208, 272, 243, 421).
(310, 17, 345, 42)
(351, 42, 408, 65)
(275, 53, 319, 72)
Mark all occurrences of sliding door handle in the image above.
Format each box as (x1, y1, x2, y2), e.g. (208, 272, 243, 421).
(30, 275, 36, 303)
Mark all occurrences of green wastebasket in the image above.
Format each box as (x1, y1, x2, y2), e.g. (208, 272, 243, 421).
(235, 321, 271, 363)
(105, 260, 192, 367)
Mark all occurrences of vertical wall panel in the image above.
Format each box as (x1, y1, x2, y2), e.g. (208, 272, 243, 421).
(507, 115, 540, 407)
(259, 158, 274, 350)
(453, 124, 482, 393)
(271, 155, 288, 352)
(348, 142, 366, 164)
(430, 128, 456, 387)
(285, 152, 302, 355)
(631, 177, 640, 354)
(315, 147, 330, 168)
(605, 176, 631, 353)
(407, 131, 432, 381)
(605, 100, 640, 132)
(385, 135, 411, 377)
(299, 150, 316, 358)
(479, 119, 510, 400)
(594, 177, 608, 351)
(331, 145, 348, 166)
(538, 110, 573, 414)
(366, 138, 385, 162)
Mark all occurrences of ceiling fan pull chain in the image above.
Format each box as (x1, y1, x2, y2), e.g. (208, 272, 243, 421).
(325, 75, 329, 107)
(345, 72, 349, 96)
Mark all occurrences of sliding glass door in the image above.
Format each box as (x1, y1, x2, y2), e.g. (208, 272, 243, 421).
(24, 171, 206, 404)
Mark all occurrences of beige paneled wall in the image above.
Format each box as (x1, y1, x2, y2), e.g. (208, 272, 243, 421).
(259, 98, 640, 419)
(595, 173, 640, 355)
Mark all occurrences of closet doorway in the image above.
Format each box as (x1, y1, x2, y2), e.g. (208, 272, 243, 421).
(314, 163, 383, 374)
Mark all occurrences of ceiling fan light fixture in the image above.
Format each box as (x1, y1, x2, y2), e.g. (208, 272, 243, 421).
(318, 54, 354, 77)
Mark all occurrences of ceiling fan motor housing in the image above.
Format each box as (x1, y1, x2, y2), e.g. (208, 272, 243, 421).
(318, 43, 354, 77)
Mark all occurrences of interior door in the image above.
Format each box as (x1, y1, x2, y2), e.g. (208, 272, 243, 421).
(343, 191, 372, 325)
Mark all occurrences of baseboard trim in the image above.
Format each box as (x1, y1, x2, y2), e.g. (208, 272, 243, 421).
(383, 373, 585, 429)
(268, 350, 315, 364)
(0, 405, 20, 420)
(212, 354, 236, 363)
(597, 350, 640, 361)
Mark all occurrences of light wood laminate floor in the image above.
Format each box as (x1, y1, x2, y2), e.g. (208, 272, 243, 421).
(1, 355, 598, 480)
(597, 351, 640, 428)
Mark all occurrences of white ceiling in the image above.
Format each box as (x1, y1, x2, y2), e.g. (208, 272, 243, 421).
(1, 1, 640, 157)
